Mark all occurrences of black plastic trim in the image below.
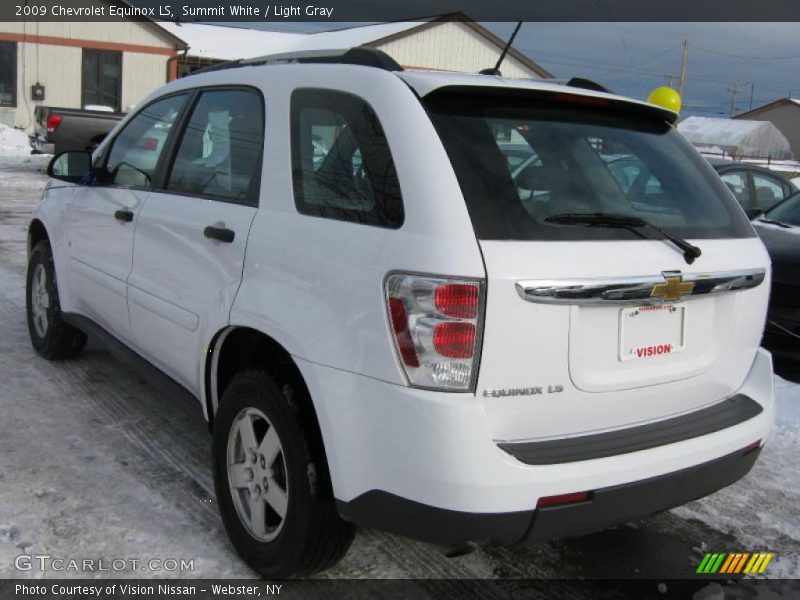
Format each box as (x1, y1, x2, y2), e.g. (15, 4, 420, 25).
(62, 313, 200, 411)
(336, 446, 761, 547)
(498, 394, 762, 465)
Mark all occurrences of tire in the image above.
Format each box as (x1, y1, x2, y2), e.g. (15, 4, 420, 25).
(26, 240, 87, 360)
(212, 370, 355, 578)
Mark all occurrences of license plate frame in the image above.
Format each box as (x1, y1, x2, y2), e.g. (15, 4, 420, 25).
(619, 303, 687, 362)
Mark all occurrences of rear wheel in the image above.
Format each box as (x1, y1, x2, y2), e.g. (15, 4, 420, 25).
(212, 370, 354, 577)
(26, 241, 87, 360)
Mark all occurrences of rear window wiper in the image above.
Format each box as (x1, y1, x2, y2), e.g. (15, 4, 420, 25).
(757, 217, 792, 229)
(544, 212, 703, 265)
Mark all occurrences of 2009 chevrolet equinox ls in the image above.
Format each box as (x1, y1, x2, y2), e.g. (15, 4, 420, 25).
(27, 47, 774, 577)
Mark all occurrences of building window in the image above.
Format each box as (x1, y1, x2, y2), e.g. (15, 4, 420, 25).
(82, 49, 122, 112)
(0, 42, 17, 107)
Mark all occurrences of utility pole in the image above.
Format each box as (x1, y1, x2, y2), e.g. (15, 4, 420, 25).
(749, 83, 755, 110)
(727, 82, 749, 117)
(678, 40, 688, 98)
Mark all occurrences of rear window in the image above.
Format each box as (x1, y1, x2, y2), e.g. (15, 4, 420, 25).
(425, 89, 753, 241)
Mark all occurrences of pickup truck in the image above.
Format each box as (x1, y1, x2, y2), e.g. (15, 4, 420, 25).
(29, 105, 125, 155)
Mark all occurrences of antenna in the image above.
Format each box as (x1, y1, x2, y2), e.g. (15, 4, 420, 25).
(480, 21, 523, 76)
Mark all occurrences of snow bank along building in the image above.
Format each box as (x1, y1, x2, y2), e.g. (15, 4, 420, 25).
(0, 12, 551, 132)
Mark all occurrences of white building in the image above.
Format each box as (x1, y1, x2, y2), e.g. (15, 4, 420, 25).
(159, 15, 552, 80)
(1, 12, 550, 132)
(0, 15, 186, 129)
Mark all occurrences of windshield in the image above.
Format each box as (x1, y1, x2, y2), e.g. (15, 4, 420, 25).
(424, 89, 754, 241)
(764, 191, 800, 226)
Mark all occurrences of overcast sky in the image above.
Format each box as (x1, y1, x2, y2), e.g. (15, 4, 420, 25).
(248, 21, 800, 118)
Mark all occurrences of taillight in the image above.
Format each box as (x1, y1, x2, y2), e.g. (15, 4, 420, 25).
(385, 274, 483, 391)
(46, 114, 63, 133)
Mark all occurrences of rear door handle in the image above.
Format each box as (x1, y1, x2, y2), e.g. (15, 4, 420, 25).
(114, 209, 134, 223)
(204, 226, 235, 243)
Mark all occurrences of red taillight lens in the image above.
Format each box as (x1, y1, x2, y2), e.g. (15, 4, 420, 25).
(389, 298, 419, 367)
(138, 137, 159, 151)
(433, 322, 476, 359)
(385, 274, 483, 390)
(536, 491, 591, 508)
(435, 283, 479, 319)
(46, 114, 63, 133)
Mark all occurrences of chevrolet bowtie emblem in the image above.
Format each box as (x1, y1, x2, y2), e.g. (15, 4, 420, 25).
(651, 275, 694, 302)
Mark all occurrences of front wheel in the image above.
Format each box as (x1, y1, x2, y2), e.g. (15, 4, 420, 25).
(212, 370, 354, 578)
(26, 241, 87, 360)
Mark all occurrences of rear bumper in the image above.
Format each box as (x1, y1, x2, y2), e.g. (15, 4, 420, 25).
(28, 134, 54, 155)
(297, 348, 774, 544)
(337, 446, 761, 546)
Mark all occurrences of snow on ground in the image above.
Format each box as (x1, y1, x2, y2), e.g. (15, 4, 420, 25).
(0, 148, 798, 587)
(0, 123, 33, 157)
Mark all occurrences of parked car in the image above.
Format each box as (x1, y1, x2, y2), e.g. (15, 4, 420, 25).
(708, 158, 797, 217)
(27, 47, 774, 578)
(752, 192, 800, 379)
(29, 105, 125, 155)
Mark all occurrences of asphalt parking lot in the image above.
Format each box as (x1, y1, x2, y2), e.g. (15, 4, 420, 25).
(0, 150, 798, 593)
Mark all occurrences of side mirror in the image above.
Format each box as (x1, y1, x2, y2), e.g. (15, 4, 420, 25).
(745, 208, 764, 220)
(47, 151, 93, 184)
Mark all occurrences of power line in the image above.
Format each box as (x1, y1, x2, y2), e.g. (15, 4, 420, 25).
(689, 43, 800, 60)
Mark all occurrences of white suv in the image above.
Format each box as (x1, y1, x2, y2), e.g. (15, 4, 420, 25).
(27, 48, 774, 577)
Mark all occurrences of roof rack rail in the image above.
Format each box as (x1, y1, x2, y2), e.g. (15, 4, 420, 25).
(189, 47, 403, 77)
(566, 77, 612, 94)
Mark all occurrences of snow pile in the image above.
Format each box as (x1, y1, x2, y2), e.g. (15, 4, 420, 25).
(674, 375, 800, 578)
(0, 123, 30, 157)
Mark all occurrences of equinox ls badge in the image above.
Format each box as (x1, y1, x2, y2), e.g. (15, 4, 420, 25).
(483, 385, 564, 398)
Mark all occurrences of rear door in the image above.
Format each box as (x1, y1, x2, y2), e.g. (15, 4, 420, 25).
(425, 90, 770, 442)
(65, 93, 188, 340)
(127, 87, 264, 392)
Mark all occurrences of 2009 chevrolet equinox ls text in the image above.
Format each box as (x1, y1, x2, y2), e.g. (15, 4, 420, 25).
(26, 47, 774, 577)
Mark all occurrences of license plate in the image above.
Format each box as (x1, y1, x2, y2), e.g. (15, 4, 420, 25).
(619, 304, 687, 361)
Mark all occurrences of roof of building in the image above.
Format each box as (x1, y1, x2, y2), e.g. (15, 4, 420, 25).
(158, 14, 551, 77)
(733, 97, 800, 119)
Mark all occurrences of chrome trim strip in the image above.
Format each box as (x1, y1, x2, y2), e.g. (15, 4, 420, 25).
(516, 268, 765, 305)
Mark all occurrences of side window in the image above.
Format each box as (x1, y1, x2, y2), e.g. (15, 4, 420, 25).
(105, 94, 187, 188)
(720, 171, 750, 208)
(752, 172, 785, 210)
(290, 89, 403, 228)
(166, 89, 264, 203)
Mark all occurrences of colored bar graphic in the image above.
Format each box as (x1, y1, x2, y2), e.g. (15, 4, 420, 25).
(700, 552, 774, 575)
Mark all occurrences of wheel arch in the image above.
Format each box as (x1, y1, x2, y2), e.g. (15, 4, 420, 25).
(27, 218, 50, 258)
(205, 326, 333, 481)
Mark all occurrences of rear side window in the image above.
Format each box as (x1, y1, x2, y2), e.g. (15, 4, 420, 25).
(720, 171, 750, 208)
(105, 94, 187, 188)
(425, 89, 753, 241)
(290, 89, 403, 228)
(167, 88, 264, 204)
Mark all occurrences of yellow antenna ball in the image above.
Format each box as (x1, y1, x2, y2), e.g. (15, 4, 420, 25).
(647, 86, 682, 113)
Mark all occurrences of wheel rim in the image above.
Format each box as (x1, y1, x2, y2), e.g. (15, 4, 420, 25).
(227, 407, 289, 542)
(30, 263, 50, 338)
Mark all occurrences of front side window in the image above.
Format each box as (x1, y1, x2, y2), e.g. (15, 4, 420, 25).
(82, 49, 122, 111)
(105, 94, 187, 187)
(425, 89, 753, 241)
(0, 42, 16, 107)
(166, 89, 264, 203)
(290, 89, 403, 228)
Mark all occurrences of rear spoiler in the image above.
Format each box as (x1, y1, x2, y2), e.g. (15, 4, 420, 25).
(421, 85, 679, 125)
